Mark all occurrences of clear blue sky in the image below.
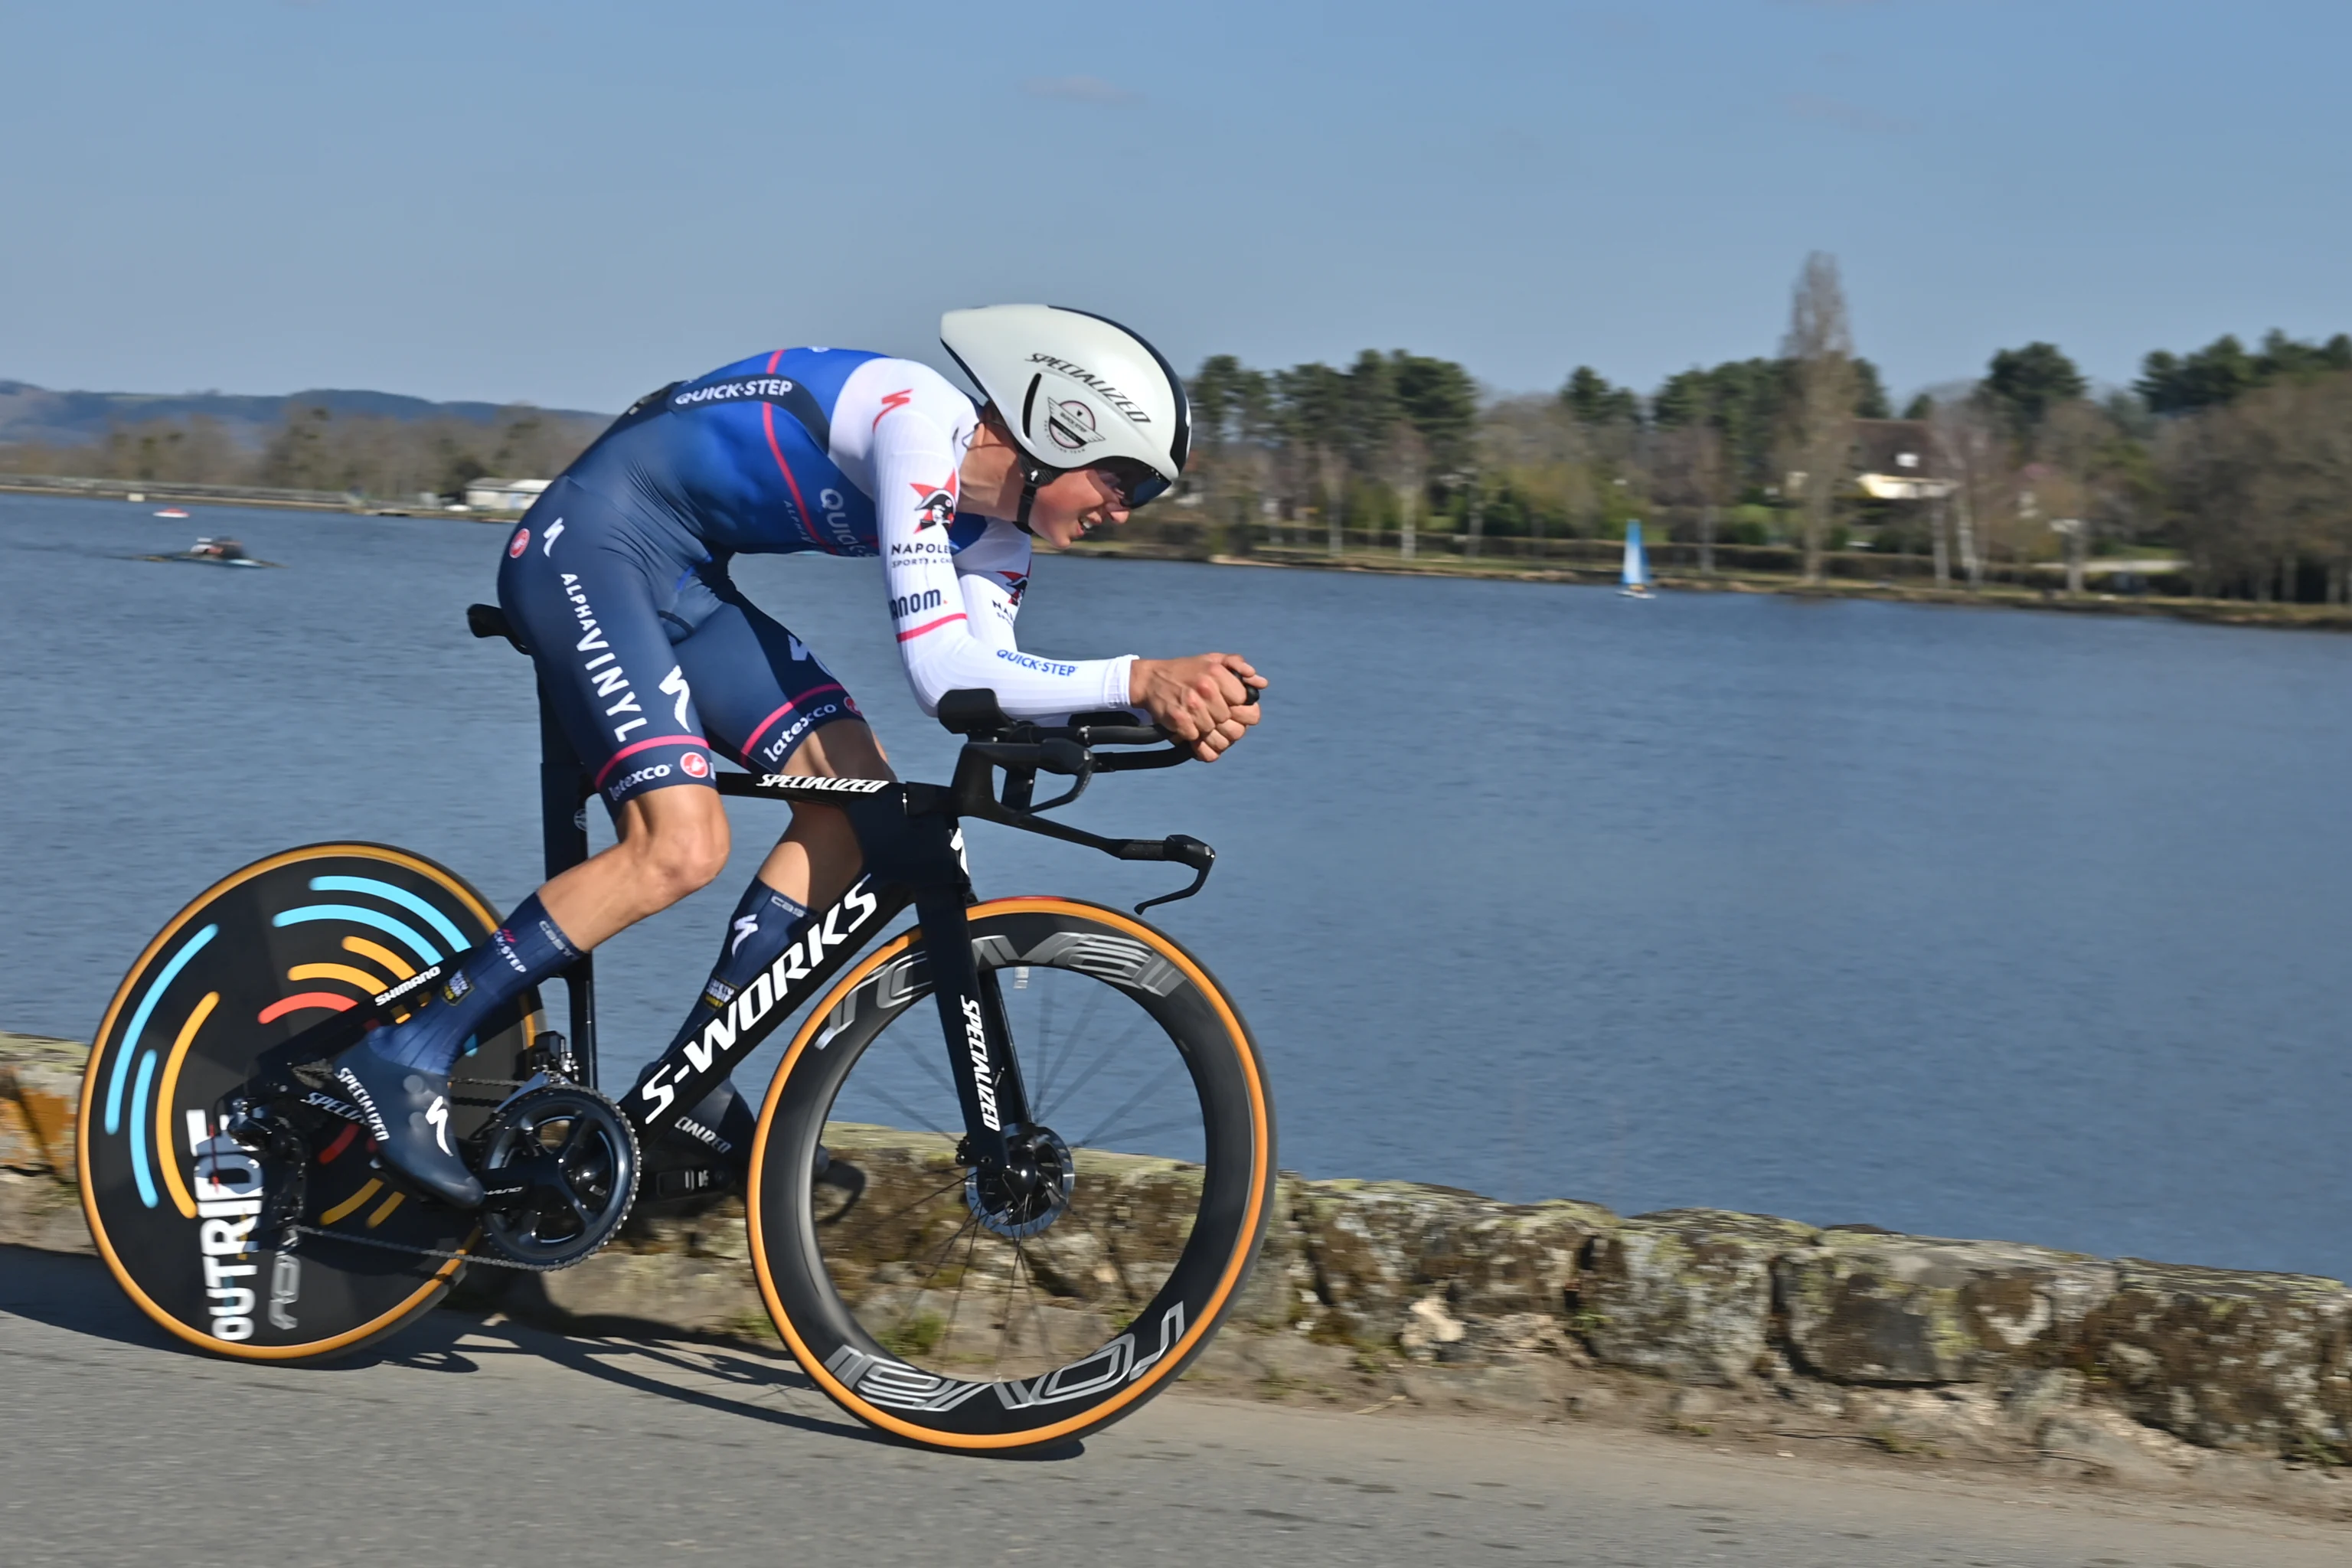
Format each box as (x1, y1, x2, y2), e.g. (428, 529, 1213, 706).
(3, 0, 2345, 411)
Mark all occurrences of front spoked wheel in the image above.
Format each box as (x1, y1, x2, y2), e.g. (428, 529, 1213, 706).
(748, 898, 1275, 1452)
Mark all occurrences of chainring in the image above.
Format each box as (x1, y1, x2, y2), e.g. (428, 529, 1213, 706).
(475, 1085, 640, 1268)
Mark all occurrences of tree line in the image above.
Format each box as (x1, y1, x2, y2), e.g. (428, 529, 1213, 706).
(0, 402, 605, 501)
(1174, 258, 2352, 603)
(8, 273, 2347, 602)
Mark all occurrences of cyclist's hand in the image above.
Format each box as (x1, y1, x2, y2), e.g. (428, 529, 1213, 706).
(1129, 654, 1266, 762)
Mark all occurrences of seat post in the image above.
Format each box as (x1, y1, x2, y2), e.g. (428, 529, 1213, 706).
(536, 683, 598, 1086)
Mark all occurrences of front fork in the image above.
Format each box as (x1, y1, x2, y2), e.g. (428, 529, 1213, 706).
(910, 890, 1033, 1173)
(846, 789, 1034, 1178)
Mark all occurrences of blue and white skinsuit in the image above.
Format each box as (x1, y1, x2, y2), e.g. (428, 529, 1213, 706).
(497, 348, 1142, 803)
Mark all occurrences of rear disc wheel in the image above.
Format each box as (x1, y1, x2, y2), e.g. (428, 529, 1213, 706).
(77, 843, 538, 1361)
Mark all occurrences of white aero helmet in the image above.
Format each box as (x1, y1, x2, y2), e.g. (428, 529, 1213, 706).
(939, 304, 1191, 527)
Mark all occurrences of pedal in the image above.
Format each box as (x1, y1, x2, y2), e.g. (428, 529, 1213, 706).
(219, 1096, 267, 1151)
(650, 1166, 727, 1200)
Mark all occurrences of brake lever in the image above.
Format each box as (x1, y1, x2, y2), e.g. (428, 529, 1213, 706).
(1001, 738, 1093, 812)
(1127, 835, 1215, 914)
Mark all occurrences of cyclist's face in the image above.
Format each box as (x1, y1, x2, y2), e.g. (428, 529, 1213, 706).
(1027, 466, 1131, 548)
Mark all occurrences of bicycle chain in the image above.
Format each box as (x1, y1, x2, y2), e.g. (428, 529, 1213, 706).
(290, 1223, 590, 1273)
(284, 1075, 674, 1274)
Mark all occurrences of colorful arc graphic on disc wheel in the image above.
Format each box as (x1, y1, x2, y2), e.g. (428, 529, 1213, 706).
(78, 843, 539, 1362)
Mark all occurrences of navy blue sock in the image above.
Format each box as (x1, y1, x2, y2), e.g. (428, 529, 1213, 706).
(662, 878, 811, 1062)
(372, 892, 578, 1076)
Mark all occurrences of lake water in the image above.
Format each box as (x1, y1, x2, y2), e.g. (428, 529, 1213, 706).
(5, 492, 2349, 1281)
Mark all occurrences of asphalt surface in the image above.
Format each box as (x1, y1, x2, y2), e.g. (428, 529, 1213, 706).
(5, 1245, 2348, 1567)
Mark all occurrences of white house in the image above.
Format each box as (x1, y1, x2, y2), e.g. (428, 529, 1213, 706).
(462, 477, 552, 511)
(1851, 420, 1955, 502)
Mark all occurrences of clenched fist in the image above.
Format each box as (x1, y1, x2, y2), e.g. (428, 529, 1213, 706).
(1127, 653, 1267, 762)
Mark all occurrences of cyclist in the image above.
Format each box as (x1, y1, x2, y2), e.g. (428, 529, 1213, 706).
(333, 305, 1266, 1207)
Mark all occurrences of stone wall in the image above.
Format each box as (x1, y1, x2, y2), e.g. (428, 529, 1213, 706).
(9, 1031, 2348, 1481)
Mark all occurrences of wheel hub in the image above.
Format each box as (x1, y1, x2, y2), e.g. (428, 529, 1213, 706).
(965, 1125, 1074, 1239)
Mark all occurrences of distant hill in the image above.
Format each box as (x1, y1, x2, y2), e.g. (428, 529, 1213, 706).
(0, 380, 611, 449)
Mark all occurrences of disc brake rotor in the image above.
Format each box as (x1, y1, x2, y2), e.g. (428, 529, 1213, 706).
(964, 1124, 1074, 1240)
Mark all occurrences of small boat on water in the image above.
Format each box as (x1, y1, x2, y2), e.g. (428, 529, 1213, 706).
(136, 536, 282, 569)
(1618, 519, 1655, 599)
(153, 507, 191, 519)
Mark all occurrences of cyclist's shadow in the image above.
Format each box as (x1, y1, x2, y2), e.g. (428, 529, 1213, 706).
(3, 1245, 1081, 1459)
(395, 1297, 893, 1444)
(410, 1302, 1087, 1459)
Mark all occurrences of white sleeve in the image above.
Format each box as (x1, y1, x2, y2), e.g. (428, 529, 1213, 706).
(872, 406, 1138, 719)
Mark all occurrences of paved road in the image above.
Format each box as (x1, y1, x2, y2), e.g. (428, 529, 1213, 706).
(5, 1246, 2347, 1567)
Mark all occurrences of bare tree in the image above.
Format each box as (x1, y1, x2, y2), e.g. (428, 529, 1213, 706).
(2040, 400, 2137, 596)
(1779, 253, 1859, 583)
(1385, 423, 1428, 560)
(1930, 397, 2006, 588)
(1463, 455, 1486, 558)
(2287, 374, 2352, 603)
(1654, 423, 1726, 574)
(2238, 373, 2352, 603)
(1318, 444, 1347, 554)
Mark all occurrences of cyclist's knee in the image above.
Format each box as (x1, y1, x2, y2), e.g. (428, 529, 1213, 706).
(791, 717, 894, 782)
(622, 787, 731, 903)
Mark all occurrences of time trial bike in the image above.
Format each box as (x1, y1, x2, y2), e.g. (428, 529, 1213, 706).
(77, 603, 1276, 1454)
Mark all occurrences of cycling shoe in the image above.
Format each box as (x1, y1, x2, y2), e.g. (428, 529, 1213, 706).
(332, 1040, 484, 1210)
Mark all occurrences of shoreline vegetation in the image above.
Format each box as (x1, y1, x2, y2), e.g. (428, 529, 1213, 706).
(9, 471, 2344, 632)
(12, 240, 2352, 638)
(1067, 529, 2352, 632)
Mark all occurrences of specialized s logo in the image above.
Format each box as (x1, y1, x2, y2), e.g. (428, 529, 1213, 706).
(909, 469, 959, 532)
(998, 570, 1029, 607)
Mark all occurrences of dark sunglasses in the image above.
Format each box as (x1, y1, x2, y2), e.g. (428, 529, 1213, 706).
(1089, 458, 1171, 510)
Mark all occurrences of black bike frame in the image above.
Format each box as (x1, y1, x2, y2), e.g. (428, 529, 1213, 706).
(463, 675, 1040, 1168)
(244, 606, 1223, 1188)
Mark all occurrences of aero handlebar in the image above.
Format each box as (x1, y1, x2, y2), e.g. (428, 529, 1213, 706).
(468, 603, 1249, 910)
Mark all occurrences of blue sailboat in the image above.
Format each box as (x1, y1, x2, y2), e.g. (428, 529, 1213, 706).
(1618, 518, 1655, 599)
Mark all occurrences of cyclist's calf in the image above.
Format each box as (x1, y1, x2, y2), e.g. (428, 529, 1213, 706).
(760, 717, 894, 913)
